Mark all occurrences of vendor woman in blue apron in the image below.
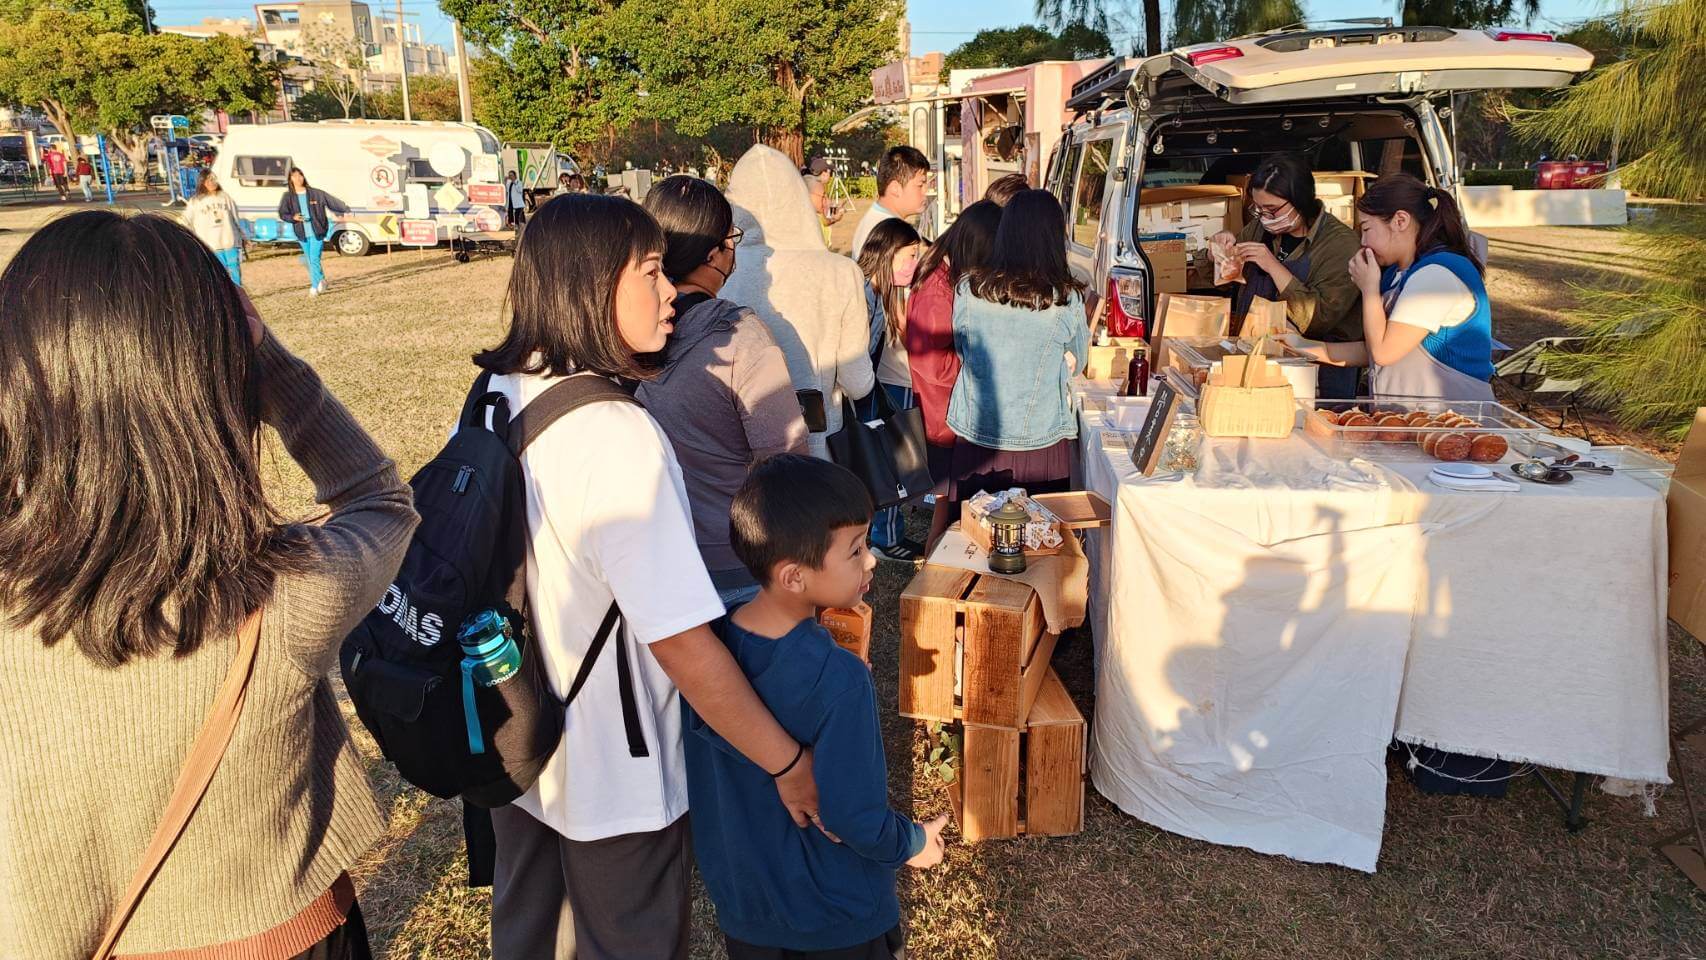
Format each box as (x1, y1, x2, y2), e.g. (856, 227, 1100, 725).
(1211, 154, 1364, 399)
(1284, 174, 1495, 402)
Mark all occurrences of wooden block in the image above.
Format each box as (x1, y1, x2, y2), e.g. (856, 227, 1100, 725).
(959, 723, 1020, 841)
(961, 576, 1047, 728)
(1023, 671, 1086, 836)
(900, 565, 1050, 729)
(899, 566, 974, 720)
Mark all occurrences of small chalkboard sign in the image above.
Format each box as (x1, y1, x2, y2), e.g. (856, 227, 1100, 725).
(1131, 377, 1183, 476)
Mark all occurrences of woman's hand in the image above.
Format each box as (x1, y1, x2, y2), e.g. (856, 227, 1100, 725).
(1210, 230, 1237, 251)
(1349, 247, 1382, 294)
(1234, 241, 1282, 277)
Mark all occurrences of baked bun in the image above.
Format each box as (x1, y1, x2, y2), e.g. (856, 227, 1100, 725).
(1434, 433, 1472, 462)
(1468, 434, 1509, 463)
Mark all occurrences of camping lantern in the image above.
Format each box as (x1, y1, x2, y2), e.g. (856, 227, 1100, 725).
(987, 500, 1029, 575)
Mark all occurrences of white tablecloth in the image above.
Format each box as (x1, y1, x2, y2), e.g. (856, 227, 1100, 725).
(1077, 395, 1670, 872)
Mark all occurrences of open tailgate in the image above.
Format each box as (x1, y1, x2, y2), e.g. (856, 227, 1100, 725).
(1173, 27, 1594, 105)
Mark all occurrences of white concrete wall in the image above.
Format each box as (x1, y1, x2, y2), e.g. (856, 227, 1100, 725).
(1460, 185, 1628, 228)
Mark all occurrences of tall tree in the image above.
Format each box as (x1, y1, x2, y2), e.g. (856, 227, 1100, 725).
(440, 0, 640, 154)
(290, 23, 368, 119)
(1522, 0, 1706, 438)
(1037, 0, 1159, 56)
(0, 0, 145, 31)
(0, 9, 104, 141)
(368, 74, 462, 121)
(1399, 0, 1538, 28)
(1171, 0, 1304, 47)
(621, 0, 900, 165)
(944, 23, 1113, 71)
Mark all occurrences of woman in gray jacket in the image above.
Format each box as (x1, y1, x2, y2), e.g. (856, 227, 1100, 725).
(638, 176, 810, 608)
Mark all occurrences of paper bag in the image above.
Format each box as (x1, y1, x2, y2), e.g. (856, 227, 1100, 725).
(1239, 296, 1288, 341)
(1152, 293, 1231, 370)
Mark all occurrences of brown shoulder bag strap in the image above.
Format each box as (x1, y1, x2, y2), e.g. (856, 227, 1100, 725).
(91, 610, 264, 960)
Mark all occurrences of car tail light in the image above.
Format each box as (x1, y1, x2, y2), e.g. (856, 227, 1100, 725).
(1177, 43, 1244, 67)
(1106, 269, 1147, 339)
(1492, 31, 1555, 41)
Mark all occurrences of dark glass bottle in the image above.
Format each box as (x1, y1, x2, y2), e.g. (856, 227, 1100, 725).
(1122, 346, 1150, 397)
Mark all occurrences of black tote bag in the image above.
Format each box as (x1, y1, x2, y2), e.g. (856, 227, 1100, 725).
(826, 387, 934, 510)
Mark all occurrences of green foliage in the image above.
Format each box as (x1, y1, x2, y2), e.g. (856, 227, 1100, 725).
(1400, 0, 1540, 29)
(0, 0, 145, 32)
(289, 87, 349, 123)
(1170, 0, 1304, 47)
(852, 175, 876, 199)
(924, 722, 962, 785)
(1550, 221, 1706, 438)
(1038, 0, 1158, 55)
(1462, 167, 1537, 188)
(0, 9, 103, 137)
(366, 75, 463, 122)
(620, 0, 901, 164)
(943, 23, 1112, 72)
(1517, 0, 1704, 201)
(443, 0, 641, 153)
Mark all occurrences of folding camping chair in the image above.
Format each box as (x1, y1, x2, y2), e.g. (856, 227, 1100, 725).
(1493, 337, 1594, 440)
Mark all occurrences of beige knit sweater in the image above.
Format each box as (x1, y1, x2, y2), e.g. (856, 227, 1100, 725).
(0, 332, 418, 957)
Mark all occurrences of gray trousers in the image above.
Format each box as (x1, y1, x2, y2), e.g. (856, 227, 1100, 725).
(489, 804, 692, 960)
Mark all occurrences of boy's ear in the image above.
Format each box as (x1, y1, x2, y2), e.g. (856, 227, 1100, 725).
(772, 559, 810, 596)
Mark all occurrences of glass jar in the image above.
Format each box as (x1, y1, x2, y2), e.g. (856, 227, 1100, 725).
(1159, 412, 1202, 474)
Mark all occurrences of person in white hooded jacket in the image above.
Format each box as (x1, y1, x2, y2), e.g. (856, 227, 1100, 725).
(721, 145, 874, 458)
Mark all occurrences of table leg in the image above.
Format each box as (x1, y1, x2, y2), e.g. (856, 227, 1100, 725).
(1530, 768, 1593, 832)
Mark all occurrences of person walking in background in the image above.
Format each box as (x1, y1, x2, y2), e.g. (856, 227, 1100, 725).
(856, 219, 925, 562)
(983, 173, 1029, 207)
(471, 194, 824, 960)
(721, 144, 874, 460)
(505, 170, 528, 227)
(803, 157, 842, 247)
(183, 170, 246, 286)
(906, 199, 1003, 547)
(276, 167, 347, 296)
(75, 154, 94, 202)
(42, 146, 68, 201)
(0, 210, 418, 959)
(688, 455, 947, 960)
(946, 190, 1089, 504)
(637, 175, 809, 609)
(851, 146, 931, 254)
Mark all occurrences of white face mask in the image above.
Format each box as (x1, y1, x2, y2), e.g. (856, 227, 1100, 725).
(1259, 206, 1301, 234)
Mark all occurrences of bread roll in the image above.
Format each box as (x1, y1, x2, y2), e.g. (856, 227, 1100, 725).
(1434, 433, 1472, 462)
(1469, 434, 1509, 463)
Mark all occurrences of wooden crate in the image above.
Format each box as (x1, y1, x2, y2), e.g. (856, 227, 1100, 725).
(899, 566, 1057, 729)
(946, 669, 1086, 841)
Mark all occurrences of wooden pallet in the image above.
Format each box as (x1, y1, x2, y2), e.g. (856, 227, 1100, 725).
(899, 566, 1057, 729)
(946, 669, 1086, 841)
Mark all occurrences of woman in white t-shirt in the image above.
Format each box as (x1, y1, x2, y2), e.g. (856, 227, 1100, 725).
(474, 194, 822, 960)
(1285, 174, 1495, 401)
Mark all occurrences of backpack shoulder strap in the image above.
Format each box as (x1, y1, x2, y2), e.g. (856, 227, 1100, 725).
(507, 374, 639, 457)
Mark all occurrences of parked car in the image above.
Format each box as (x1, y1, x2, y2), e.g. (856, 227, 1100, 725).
(1046, 24, 1595, 337)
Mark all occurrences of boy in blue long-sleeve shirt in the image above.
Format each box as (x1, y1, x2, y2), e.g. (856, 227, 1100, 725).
(685, 454, 948, 960)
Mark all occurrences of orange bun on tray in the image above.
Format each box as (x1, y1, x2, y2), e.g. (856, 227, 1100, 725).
(1340, 412, 1376, 429)
(1468, 434, 1509, 462)
(1433, 433, 1473, 462)
(1376, 414, 1412, 442)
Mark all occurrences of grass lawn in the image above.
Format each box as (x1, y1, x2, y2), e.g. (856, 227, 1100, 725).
(4, 197, 1704, 958)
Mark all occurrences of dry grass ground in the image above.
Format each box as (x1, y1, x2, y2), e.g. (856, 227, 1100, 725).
(4, 196, 1704, 959)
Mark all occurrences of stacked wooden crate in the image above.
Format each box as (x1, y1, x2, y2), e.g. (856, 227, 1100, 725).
(899, 566, 1086, 841)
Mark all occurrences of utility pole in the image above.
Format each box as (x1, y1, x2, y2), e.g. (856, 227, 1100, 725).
(395, 0, 412, 121)
(452, 18, 473, 124)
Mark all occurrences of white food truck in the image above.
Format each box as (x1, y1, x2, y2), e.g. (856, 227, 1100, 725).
(210, 119, 510, 255)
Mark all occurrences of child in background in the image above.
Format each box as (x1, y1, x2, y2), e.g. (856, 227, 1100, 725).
(856, 218, 926, 563)
(686, 454, 948, 960)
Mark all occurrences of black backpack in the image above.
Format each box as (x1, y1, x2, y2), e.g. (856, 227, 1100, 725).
(340, 371, 650, 808)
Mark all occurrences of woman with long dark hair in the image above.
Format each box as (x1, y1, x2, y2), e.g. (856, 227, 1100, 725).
(182, 169, 245, 285)
(637, 175, 809, 608)
(946, 189, 1089, 502)
(472, 193, 823, 960)
(1212, 153, 1363, 398)
(276, 167, 349, 296)
(1286, 174, 1495, 400)
(0, 211, 417, 958)
(907, 199, 1002, 544)
(856, 218, 925, 561)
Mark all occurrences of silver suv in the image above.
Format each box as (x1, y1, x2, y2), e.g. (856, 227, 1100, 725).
(1044, 23, 1593, 338)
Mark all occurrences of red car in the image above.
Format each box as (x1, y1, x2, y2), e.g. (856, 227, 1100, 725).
(1535, 160, 1609, 189)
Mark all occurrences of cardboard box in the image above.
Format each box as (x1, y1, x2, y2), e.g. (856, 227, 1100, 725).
(1139, 233, 1188, 294)
(1139, 185, 1244, 235)
(1668, 408, 1706, 645)
(1085, 336, 1148, 381)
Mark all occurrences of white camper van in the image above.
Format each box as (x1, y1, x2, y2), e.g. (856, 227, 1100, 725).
(211, 119, 506, 256)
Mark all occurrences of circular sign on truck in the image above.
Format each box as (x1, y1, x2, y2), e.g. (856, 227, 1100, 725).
(428, 141, 467, 179)
(472, 206, 503, 232)
(370, 164, 397, 190)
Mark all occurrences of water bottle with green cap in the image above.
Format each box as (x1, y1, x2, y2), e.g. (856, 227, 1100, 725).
(458, 609, 524, 755)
